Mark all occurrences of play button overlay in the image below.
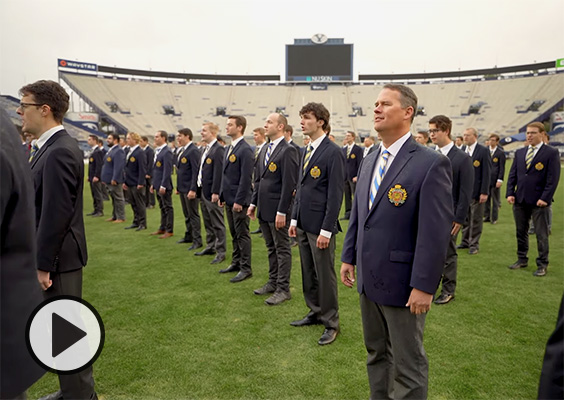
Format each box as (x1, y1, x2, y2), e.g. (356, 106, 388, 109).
(26, 296, 104, 374)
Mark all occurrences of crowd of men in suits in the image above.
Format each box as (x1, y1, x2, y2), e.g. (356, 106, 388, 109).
(4, 79, 561, 400)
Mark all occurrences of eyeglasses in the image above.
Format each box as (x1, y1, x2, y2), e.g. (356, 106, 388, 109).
(18, 102, 44, 110)
(428, 129, 441, 134)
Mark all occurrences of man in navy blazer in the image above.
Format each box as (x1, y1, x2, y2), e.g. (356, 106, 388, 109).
(101, 133, 126, 223)
(341, 85, 452, 399)
(123, 132, 147, 231)
(288, 102, 345, 346)
(429, 115, 474, 305)
(484, 133, 506, 224)
(151, 130, 174, 238)
(140, 136, 156, 208)
(87, 134, 104, 217)
(249, 113, 299, 305)
(507, 122, 560, 276)
(459, 127, 491, 255)
(342, 131, 364, 219)
(175, 128, 202, 250)
(195, 122, 226, 262)
(219, 116, 254, 281)
(18, 80, 97, 400)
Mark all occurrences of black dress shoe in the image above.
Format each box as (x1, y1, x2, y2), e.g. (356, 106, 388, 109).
(318, 328, 339, 346)
(195, 248, 216, 256)
(135, 225, 147, 231)
(176, 238, 191, 244)
(124, 224, 139, 230)
(187, 243, 202, 250)
(91, 212, 104, 217)
(456, 244, 469, 249)
(468, 248, 479, 255)
(250, 228, 262, 234)
(86, 211, 96, 216)
(483, 218, 491, 223)
(219, 264, 240, 273)
(230, 271, 252, 283)
(38, 390, 63, 400)
(508, 261, 528, 270)
(434, 293, 454, 305)
(210, 255, 225, 264)
(533, 267, 547, 277)
(290, 315, 322, 327)
(265, 290, 291, 305)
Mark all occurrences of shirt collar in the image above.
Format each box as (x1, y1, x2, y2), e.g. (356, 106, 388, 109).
(156, 143, 167, 151)
(270, 135, 285, 147)
(439, 141, 454, 156)
(129, 144, 139, 152)
(35, 125, 64, 150)
(381, 131, 412, 157)
(230, 136, 244, 148)
(206, 139, 217, 149)
(467, 141, 477, 153)
(309, 134, 326, 150)
(529, 142, 543, 150)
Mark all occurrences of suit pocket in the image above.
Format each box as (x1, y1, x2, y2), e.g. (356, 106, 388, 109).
(390, 250, 414, 264)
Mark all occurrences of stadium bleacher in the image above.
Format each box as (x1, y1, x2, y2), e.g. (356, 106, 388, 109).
(60, 71, 564, 146)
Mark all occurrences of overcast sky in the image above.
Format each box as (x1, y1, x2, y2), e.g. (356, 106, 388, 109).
(1, 0, 562, 97)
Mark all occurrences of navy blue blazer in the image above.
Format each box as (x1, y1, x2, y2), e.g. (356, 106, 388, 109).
(469, 143, 491, 200)
(341, 137, 453, 307)
(200, 141, 224, 201)
(221, 139, 254, 207)
(124, 146, 147, 187)
(506, 144, 560, 206)
(176, 143, 200, 193)
(101, 145, 125, 184)
(152, 146, 173, 191)
(447, 146, 474, 225)
(252, 139, 299, 222)
(143, 145, 154, 178)
(30, 130, 88, 273)
(489, 146, 506, 186)
(292, 136, 345, 234)
(344, 143, 363, 180)
(88, 147, 103, 182)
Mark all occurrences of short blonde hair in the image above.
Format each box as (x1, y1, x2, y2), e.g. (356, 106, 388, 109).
(127, 132, 141, 143)
(203, 122, 219, 135)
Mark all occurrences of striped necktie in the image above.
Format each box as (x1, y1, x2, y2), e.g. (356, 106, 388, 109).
(369, 150, 390, 209)
(302, 145, 313, 172)
(346, 145, 351, 158)
(29, 143, 39, 163)
(254, 146, 260, 160)
(226, 145, 233, 159)
(197, 145, 210, 187)
(264, 143, 273, 167)
(526, 146, 535, 169)
(466, 146, 471, 157)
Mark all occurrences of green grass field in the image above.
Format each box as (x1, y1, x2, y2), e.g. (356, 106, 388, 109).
(29, 161, 563, 400)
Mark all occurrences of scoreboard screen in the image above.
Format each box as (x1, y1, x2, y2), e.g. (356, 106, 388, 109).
(286, 43, 353, 81)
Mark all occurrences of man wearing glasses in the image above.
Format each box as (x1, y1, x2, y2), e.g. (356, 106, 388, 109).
(17, 80, 97, 400)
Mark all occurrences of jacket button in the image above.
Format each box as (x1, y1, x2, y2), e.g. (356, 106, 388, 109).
(364, 225, 370, 231)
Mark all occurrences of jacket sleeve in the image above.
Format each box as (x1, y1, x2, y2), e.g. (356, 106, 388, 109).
(113, 149, 125, 183)
(212, 146, 224, 195)
(341, 158, 364, 266)
(163, 150, 173, 190)
(540, 148, 561, 204)
(454, 155, 474, 224)
(189, 149, 200, 192)
(321, 147, 345, 233)
(278, 145, 299, 214)
(480, 147, 491, 195)
(506, 155, 518, 198)
(498, 150, 506, 181)
(234, 146, 254, 206)
(137, 150, 146, 186)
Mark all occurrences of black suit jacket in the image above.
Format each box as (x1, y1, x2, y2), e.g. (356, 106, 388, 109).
(200, 141, 225, 200)
(469, 143, 491, 200)
(152, 146, 173, 191)
(0, 107, 46, 398)
(31, 129, 88, 273)
(252, 139, 299, 222)
(447, 146, 474, 224)
(176, 143, 200, 193)
(124, 146, 147, 187)
(221, 139, 254, 207)
(506, 144, 560, 206)
(489, 146, 506, 186)
(88, 147, 103, 182)
(344, 143, 363, 180)
(292, 136, 345, 234)
(143, 145, 154, 177)
(341, 137, 453, 307)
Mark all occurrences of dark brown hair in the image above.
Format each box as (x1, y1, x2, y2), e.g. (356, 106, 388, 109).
(178, 128, 193, 140)
(228, 115, 247, 133)
(19, 80, 69, 123)
(429, 115, 452, 137)
(299, 102, 330, 131)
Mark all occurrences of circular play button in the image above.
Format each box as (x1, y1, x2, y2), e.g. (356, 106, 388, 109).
(26, 296, 105, 374)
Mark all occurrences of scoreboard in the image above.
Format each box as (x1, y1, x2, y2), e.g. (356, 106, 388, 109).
(286, 36, 353, 82)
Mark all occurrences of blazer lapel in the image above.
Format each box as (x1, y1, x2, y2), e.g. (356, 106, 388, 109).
(31, 130, 65, 169)
(301, 136, 330, 183)
(367, 138, 416, 217)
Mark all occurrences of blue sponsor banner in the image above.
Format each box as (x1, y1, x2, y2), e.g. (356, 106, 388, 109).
(58, 59, 98, 72)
